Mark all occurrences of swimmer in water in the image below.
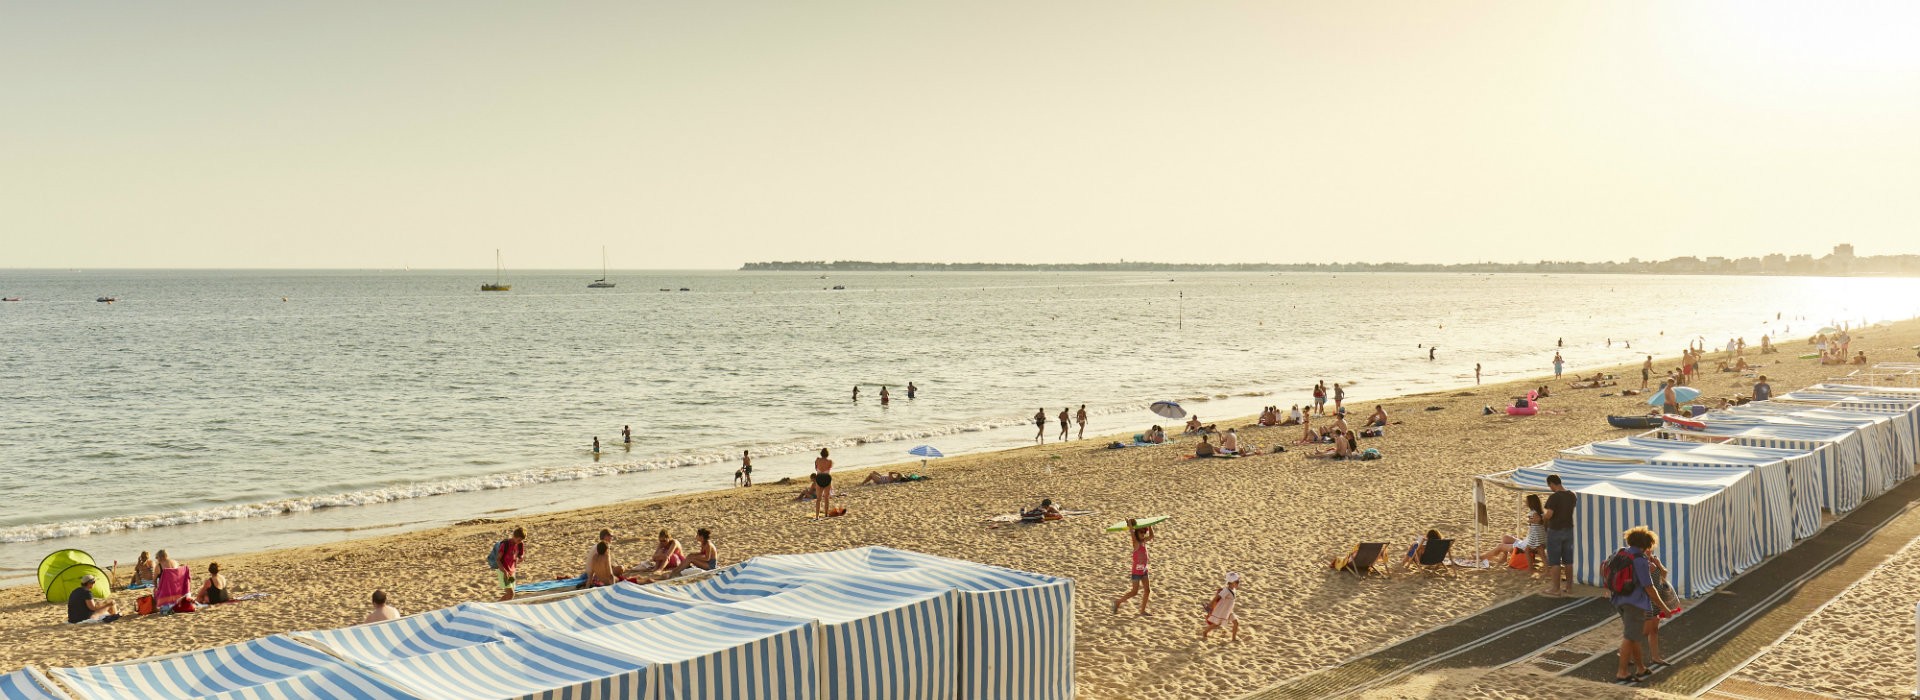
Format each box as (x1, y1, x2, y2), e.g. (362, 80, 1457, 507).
(592, 437, 600, 454)
(880, 386, 890, 406)
(907, 382, 917, 399)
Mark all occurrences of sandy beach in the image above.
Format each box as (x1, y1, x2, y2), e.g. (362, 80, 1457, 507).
(4, 320, 1917, 699)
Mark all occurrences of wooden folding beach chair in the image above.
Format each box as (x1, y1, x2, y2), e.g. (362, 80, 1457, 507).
(1332, 542, 1388, 578)
(1411, 539, 1454, 574)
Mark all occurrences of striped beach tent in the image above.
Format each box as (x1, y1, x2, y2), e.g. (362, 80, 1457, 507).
(291, 602, 543, 665)
(1782, 390, 1920, 476)
(1658, 422, 1864, 516)
(480, 581, 706, 630)
(660, 560, 958, 700)
(1562, 443, 1793, 558)
(1713, 408, 1897, 499)
(1496, 467, 1733, 598)
(50, 635, 419, 700)
(358, 626, 653, 700)
(556, 604, 821, 700)
(1759, 400, 1918, 485)
(1620, 436, 1825, 539)
(749, 547, 1074, 700)
(0, 668, 63, 700)
(1532, 459, 1758, 574)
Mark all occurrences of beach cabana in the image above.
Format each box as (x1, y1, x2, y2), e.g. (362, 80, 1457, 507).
(0, 668, 64, 700)
(1713, 408, 1899, 499)
(556, 604, 822, 700)
(293, 602, 658, 700)
(1531, 460, 1748, 580)
(1620, 436, 1826, 539)
(1779, 390, 1920, 474)
(1654, 422, 1864, 516)
(1560, 443, 1793, 559)
(1483, 467, 1733, 598)
(660, 560, 958, 700)
(480, 581, 706, 630)
(50, 635, 419, 700)
(747, 546, 1074, 700)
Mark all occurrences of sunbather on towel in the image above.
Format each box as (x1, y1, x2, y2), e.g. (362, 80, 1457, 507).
(1294, 415, 1319, 445)
(194, 562, 231, 605)
(862, 471, 908, 485)
(1219, 429, 1241, 454)
(586, 542, 618, 587)
(1144, 425, 1167, 444)
(132, 552, 155, 588)
(1194, 435, 1216, 458)
(681, 529, 719, 572)
(1021, 499, 1063, 523)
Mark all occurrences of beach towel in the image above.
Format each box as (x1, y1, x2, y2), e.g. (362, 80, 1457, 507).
(153, 567, 190, 610)
(125, 581, 153, 591)
(514, 576, 587, 594)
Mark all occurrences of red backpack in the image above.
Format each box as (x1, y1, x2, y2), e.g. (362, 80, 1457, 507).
(1601, 548, 1640, 596)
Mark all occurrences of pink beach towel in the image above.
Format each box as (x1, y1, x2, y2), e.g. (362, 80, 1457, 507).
(153, 567, 191, 609)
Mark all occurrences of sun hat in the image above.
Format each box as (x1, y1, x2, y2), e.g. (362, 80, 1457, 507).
(1224, 572, 1241, 583)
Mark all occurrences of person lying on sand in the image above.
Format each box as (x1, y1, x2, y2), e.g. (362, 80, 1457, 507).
(1021, 498, 1063, 523)
(861, 471, 908, 485)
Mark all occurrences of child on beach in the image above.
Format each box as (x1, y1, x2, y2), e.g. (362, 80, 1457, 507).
(1201, 572, 1241, 641)
(490, 527, 526, 601)
(1112, 520, 1154, 615)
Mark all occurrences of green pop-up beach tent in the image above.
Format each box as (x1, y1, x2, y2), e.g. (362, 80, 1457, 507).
(38, 549, 110, 603)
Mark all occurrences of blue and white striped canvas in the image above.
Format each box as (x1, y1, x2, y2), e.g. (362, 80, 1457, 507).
(0, 668, 63, 700)
(291, 603, 540, 666)
(1660, 423, 1862, 516)
(1545, 456, 1774, 571)
(51, 635, 418, 700)
(660, 561, 958, 700)
(751, 547, 1074, 700)
(1505, 467, 1731, 599)
(1569, 440, 1797, 553)
(557, 605, 821, 700)
(1721, 406, 1901, 498)
(481, 581, 706, 630)
(362, 626, 652, 700)
(1777, 393, 1920, 481)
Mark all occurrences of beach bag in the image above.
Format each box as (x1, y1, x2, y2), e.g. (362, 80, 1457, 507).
(1508, 551, 1529, 570)
(1601, 548, 1640, 596)
(485, 540, 507, 570)
(1358, 448, 1382, 461)
(137, 595, 155, 616)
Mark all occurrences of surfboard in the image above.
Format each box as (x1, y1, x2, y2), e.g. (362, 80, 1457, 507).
(1105, 515, 1170, 532)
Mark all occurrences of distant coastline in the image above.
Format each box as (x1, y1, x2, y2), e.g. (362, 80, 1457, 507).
(742, 247, 1920, 276)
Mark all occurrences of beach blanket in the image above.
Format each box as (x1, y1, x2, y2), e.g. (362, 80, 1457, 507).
(514, 576, 586, 594)
(126, 581, 153, 591)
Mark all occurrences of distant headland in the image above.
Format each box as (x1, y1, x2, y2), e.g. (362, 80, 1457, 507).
(742, 244, 1920, 276)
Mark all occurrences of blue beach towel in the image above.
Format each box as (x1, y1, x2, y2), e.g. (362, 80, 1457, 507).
(513, 576, 586, 594)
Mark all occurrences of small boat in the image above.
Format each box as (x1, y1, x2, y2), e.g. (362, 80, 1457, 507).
(587, 246, 616, 288)
(481, 250, 511, 291)
(1606, 415, 1663, 430)
(96, 296, 117, 303)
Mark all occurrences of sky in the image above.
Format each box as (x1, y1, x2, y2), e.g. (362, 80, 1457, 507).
(4, 1, 1919, 269)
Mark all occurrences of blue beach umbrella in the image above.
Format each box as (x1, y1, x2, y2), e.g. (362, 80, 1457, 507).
(1149, 401, 1186, 419)
(908, 445, 944, 458)
(1646, 385, 1703, 406)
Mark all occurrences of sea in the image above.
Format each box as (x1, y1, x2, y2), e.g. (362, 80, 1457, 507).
(4, 269, 1918, 581)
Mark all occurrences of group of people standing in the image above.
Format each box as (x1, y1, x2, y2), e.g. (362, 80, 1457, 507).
(1034, 405, 1089, 443)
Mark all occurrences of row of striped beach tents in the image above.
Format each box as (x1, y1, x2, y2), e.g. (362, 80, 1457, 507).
(1478, 379, 1920, 600)
(0, 546, 1074, 700)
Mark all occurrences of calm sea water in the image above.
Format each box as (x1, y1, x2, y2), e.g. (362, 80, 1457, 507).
(3, 270, 1917, 578)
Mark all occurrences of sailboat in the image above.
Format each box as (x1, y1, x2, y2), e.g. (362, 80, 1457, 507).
(481, 250, 511, 291)
(587, 246, 616, 288)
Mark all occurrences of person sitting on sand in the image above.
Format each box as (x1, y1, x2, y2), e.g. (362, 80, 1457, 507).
(1733, 357, 1750, 372)
(1285, 405, 1303, 426)
(1257, 407, 1278, 427)
(861, 471, 907, 485)
(194, 562, 231, 605)
(1143, 425, 1167, 444)
(1852, 351, 1868, 365)
(68, 574, 117, 624)
(1194, 434, 1216, 458)
(1185, 416, 1203, 434)
(586, 542, 618, 587)
(681, 529, 719, 572)
(362, 590, 401, 625)
(1219, 429, 1241, 454)
(132, 551, 155, 587)
(583, 529, 626, 583)
(1313, 430, 1354, 459)
(647, 530, 686, 576)
(1295, 414, 1320, 445)
(156, 549, 180, 573)
(1366, 405, 1388, 428)
(1401, 529, 1442, 569)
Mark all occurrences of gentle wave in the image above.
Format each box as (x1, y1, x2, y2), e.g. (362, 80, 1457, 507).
(0, 404, 1158, 545)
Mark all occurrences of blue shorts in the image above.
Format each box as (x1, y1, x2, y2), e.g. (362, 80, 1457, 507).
(1545, 528, 1574, 566)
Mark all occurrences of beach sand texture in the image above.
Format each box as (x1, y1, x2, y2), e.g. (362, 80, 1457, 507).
(2, 321, 1915, 699)
(1738, 522, 1920, 698)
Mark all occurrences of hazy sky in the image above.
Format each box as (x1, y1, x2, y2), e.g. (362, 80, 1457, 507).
(5, 2, 1919, 269)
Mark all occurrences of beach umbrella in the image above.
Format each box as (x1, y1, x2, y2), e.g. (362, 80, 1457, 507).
(1149, 401, 1186, 419)
(1647, 386, 1703, 406)
(907, 445, 943, 458)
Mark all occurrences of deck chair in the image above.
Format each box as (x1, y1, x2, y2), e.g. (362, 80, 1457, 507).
(1331, 542, 1388, 578)
(1412, 539, 1454, 574)
(152, 566, 191, 610)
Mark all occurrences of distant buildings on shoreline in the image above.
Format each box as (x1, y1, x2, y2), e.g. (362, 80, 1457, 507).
(743, 244, 1920, 277)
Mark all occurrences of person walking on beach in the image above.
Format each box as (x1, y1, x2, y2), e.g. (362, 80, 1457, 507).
(1201, 572, 1241, 641)
(490, 527, 526, 601)
(907, 382, 917, 399)
(1112, 519, 1154, 615)
(1641, 356, 1653, 390)
(1076, 405, 1088, 439)
(1542, 475, 1576, 596)
(1608, 527, 1673, 685)
(1312, 382, 1327, 416)
(361, 590, 401, 625)
(1333, 383, 1345, 414)
(880, 386, 890, 406)
(1058, 408, 1071, 441)
(813, 448, 835, 517)
(1552, 352, 1564, 379)
(735, 450, 753, 487)
(1034, 408, 1048, 443)
(1475, 363, 1482, 385)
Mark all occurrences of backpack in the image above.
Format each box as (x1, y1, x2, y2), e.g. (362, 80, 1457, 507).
(1602, 548, 1640, 596)
(485, 540, 507, 570)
